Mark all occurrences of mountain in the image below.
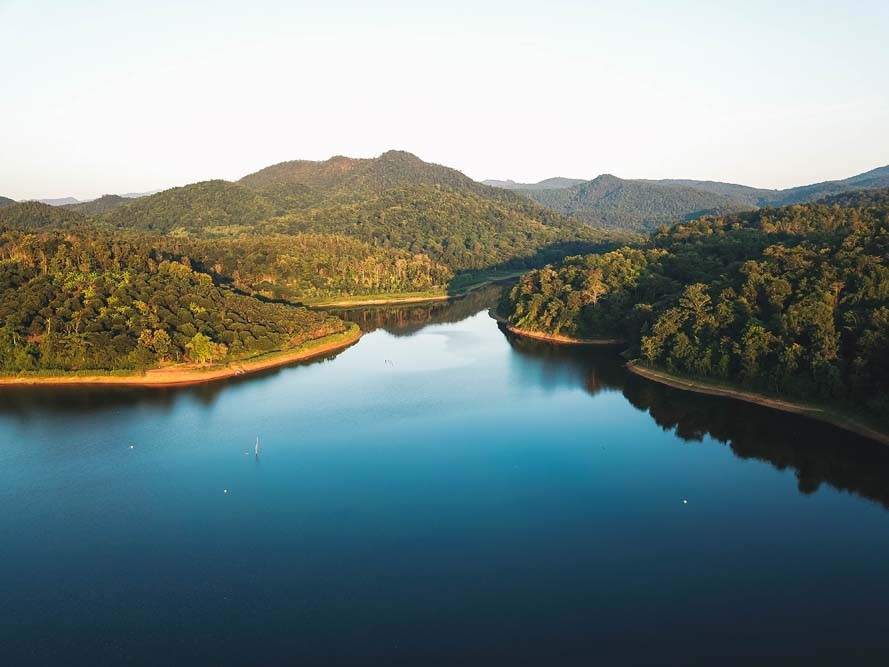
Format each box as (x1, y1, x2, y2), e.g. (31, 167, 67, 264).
(487, 164, 889, 231)
(0, 196, 15, 208)
(765, 165, 889, 206)
(638, 179, 774, 207)
(103, 151, 619, 272)
(63, 194, 131, 216)
(519, 174, 752, 231)
(239, 150, 478, 196)
(482, 177, 586, 190)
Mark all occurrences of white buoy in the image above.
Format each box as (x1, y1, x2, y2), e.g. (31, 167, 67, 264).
(682, 499, 688, 504)
(129, 445, 134, 449)
(224, 489, 228, 494)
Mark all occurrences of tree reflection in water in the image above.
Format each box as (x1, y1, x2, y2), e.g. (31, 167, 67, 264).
(328, 284, 506, 337)
(502, 328, 889, 510)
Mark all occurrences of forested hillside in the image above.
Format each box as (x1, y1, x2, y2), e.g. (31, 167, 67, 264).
(769, 165, 889, 206)
(98, 151, 619, 274)
(818, 188, 889, 208)
(0, 231, 347, 372)
(104, 180, 277, 235)
(239, 150, 478, 196)
(0, 202, 87, 229)
(0, 196, 15, 208)
(500, 198, 889, 424)
(159, 234, 454, 302)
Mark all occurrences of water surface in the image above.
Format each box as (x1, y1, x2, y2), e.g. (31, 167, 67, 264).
(2, 288, 889, 665)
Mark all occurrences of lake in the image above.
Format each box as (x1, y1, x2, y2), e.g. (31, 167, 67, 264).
(2, 286, 889, 665)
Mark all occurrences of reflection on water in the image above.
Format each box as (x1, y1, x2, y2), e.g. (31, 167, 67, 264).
(501, 328, 889, 510)
(5, 284, 889, 512)
(328, 284, 506, 336)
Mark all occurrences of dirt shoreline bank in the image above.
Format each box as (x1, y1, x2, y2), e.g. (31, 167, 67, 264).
(627, 362, 889, 447)
(0, 325, 362, 388)
(489, 312, 624, 345)
(313, 294, 450, 307)
(490, 309, 889, 446)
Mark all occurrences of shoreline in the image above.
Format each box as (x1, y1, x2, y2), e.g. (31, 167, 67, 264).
(489, 312, 624, 345)
(313, 293, 450, 308)
(0, 325, 362, 388)
(490, 307, 889, 446)
(311, 272, 526, 308)
(627, 362, 889, 447)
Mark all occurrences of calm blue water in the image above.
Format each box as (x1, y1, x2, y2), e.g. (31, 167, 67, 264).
(2, 291, 889, 665)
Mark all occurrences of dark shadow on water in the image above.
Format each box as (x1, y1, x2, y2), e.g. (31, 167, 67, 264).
(501, 328, 889, 510)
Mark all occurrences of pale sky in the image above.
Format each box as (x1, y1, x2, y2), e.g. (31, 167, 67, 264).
(2, 0, 888, 200)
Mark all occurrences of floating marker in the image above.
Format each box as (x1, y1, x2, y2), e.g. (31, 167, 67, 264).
(129, 445, 134, 449)
(682, 499, 688, 504)
(224, 489, 228, 494)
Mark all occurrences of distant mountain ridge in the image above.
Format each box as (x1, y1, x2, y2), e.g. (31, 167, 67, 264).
(520, 174, 752, 231)
(63, 194, 132, 216)
(482, 177, 586, 190)
(487, 164, 889, 230)
(18, 190, 160, 209)
(35, 197, 81, 206)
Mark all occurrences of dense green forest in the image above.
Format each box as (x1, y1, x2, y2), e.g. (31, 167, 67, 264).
(500, 195, 889, 424)
(0, 231, 347, 372)
(159, 234, 454, 301)
(818, 188, 889, 208)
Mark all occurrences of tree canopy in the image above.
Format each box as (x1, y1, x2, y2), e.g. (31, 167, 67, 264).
(500, 197, 889, 424)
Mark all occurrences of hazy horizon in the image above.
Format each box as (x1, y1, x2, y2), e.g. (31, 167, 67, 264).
(9, 150, 889, 203)
(3, 0, 888, 200)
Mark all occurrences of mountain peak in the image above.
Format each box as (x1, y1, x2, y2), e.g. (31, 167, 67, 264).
(239, 150, 473, 195)
(378, 149, 421, 160)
